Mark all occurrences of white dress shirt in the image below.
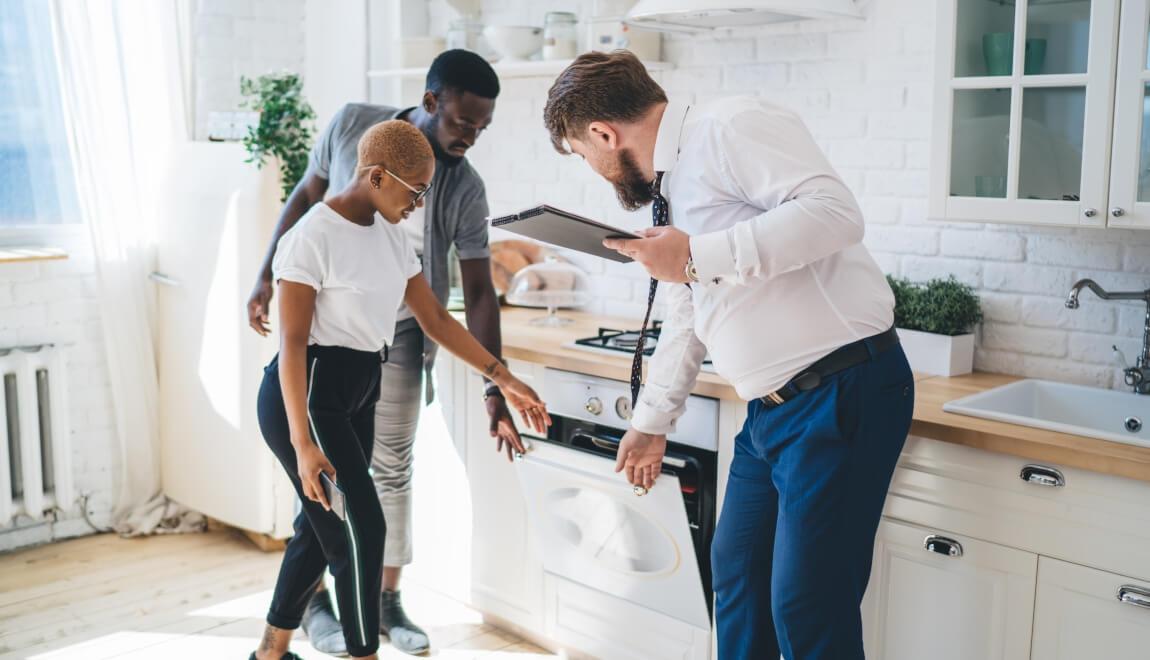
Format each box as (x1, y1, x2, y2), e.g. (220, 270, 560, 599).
(630, 97, 895, 435)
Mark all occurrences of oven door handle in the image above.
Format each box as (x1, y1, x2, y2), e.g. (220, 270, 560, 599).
(572, 431, 688, 469)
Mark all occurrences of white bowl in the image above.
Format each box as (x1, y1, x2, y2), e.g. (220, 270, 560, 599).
(483, 25, 543, 62)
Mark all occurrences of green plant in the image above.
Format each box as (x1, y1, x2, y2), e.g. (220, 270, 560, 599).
(887, 274, 983, 336)
(240, 72, 316, 202)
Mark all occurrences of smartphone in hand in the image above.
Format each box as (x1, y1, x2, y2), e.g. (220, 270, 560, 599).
(320, 472, 346, 521)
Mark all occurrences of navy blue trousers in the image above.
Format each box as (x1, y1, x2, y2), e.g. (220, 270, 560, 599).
(712, 341, 915, 660)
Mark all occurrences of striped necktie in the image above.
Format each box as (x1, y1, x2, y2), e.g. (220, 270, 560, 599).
(630, 172, 668, 408)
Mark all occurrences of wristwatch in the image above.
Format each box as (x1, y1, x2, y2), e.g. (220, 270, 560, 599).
(684, 257, 700, 284)
(482, 382, 503, 401)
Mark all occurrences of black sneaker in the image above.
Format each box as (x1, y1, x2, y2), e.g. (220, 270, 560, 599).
(301, 589, 349, 656)
(380, 590, 430, 655)
(248, 653, 304, 660)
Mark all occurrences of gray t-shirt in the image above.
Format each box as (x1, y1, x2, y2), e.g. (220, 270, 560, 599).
(307, 103, 491, 364)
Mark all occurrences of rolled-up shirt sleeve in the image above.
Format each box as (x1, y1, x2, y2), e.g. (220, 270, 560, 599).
(307, 104, 350, 181)
(689, 108, 865, 286)
(272, 228, 325, 291)
(453, 179, 492, 261)
(630, 283, 708, 435)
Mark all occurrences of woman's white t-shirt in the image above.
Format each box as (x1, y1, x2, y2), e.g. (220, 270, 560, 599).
(272, 202, 422, 352)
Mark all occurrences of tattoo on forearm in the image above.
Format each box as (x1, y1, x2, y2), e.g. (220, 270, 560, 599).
(259, 625, 277, 652)
(483, 361, 500, 378)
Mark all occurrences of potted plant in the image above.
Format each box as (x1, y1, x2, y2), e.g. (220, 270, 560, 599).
(239, 72, 316, 202)
(888, 275, 983, 377)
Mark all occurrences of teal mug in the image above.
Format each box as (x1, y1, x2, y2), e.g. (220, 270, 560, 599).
(983, 32, 1013, 75)
(1025, 38, 1047, 75)
(982, 33, 1048, 75)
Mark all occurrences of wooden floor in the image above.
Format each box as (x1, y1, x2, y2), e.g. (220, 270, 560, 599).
(0, 530, 556, 659)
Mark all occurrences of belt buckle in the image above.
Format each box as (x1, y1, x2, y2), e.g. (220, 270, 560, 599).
(766, 391, 785, 405)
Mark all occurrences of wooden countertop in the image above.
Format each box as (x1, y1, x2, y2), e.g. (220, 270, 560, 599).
(496, 307, 1150, 483)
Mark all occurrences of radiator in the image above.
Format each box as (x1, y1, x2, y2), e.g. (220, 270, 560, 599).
(0, 345, 73, 526)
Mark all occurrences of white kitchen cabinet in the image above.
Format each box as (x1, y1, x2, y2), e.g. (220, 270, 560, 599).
(861, 518, 1038, 660)
(929, 0, 1150, 228)
(1107, 0, 1150, 227)
(1031, 556, 1150, 658)
(463, 359, 546, 633)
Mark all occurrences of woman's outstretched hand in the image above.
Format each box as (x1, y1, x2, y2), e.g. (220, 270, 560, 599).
(498, 377, 552, 436)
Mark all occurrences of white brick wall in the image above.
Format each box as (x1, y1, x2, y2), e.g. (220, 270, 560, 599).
(437, 0, 1149, 391)
(0, 0, 307, 553)
(193, 0, 306, 140)
(0, 235, 118, 552)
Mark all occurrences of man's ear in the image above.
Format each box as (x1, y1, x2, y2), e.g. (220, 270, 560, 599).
(422, 90, 438, 114)
(587, 121, 619, 150)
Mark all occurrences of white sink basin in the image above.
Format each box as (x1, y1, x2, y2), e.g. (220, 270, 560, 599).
(942, 379, 1150, 448)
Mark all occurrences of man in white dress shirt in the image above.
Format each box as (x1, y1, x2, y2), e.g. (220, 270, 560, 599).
(544, 51, 916, 660)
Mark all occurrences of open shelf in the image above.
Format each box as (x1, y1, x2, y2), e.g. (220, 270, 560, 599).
(368, 58, 674, 80)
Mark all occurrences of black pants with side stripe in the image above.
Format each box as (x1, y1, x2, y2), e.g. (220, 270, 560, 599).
(257, 345, 384, 657)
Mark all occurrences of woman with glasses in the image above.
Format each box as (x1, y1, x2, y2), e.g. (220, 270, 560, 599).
(250, 120, 550, 660)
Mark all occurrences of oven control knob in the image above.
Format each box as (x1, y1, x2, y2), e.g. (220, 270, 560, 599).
(615, 396, 632, 420)
(585, 397, 603, 415)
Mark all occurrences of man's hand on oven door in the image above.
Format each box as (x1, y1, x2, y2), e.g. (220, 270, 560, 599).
(614, 428, 667, 493)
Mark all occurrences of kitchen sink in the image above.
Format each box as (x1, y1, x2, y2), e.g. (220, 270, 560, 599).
(942, 379, 1150, 448)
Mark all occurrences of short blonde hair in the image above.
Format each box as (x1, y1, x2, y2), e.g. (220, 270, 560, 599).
(356, 119, 434, 177)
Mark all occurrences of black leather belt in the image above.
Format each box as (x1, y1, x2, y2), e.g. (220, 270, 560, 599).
(758, 327, 900, 410)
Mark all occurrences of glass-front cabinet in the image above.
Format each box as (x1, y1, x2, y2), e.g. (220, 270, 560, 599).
(1109, 0, 1150, 227)
(932, 0, 1150, 229)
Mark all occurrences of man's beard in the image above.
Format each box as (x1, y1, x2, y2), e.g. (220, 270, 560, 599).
(422, 123, 465, 167)
(613, 148, 655, 211)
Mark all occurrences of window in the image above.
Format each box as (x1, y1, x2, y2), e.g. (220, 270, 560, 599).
(0, 0, 79, 228)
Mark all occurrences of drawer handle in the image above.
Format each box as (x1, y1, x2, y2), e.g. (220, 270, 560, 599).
(1020, 465, 1065, 488)
(1118, 585, 1150, 610)
(924, 535, 963, 558)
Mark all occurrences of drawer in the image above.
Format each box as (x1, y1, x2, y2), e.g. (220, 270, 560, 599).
(544, 574, 710, 660)
(883, 435, 1150, 582)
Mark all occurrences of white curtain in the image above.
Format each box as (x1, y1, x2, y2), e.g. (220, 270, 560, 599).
(49, 0, 201, 534)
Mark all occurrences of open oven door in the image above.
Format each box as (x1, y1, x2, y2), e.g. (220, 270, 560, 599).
(515, 440, 710, 629)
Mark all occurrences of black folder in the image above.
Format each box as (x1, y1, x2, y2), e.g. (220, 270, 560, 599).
(489, 205, 642, 263)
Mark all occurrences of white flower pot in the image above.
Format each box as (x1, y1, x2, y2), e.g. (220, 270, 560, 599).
(896, 328, 974, 377)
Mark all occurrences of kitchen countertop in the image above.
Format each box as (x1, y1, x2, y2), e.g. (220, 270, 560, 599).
(496, 306, 1150, 483)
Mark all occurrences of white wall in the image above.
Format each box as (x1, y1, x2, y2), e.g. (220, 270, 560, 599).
(426, 0, 1149, 391)
(304, 0, 368, 129)
(0, 234, 117, 551)
(0, 0, 311, 554)
(192, 0, 306, 140)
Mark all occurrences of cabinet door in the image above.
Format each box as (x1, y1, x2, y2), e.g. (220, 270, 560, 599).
(465, 363, 545, 631)
(1107, 0, 1150, 228)
(930, 0, 1119, 226)
(861, 518, 1037, 660)
(1032, 556, 1150, 658)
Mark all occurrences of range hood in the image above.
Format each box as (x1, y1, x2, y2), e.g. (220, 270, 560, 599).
(626, 0, 862, 32)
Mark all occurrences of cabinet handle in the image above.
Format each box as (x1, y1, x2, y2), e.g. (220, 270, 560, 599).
(924, 535, 963, 558)
(1084, 208, 1097, 218)
(1112, 207, 1127, 218)
(1020, 464, 1065, 488)
(148, 271, 182, 287)
(1118, 585, 1150, 610)
(571, 431, 687, 468)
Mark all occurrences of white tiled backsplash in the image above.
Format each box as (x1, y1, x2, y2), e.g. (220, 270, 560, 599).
(433, 0, 1149, 391)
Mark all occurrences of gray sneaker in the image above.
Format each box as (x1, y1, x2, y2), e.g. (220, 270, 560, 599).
(380, 590, 430, 655)
(301, 589, 349, 656)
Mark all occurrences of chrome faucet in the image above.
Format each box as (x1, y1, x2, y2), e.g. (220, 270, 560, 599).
(1066, 279, 1150, 394)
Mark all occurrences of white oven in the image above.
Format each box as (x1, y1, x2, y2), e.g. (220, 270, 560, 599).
(514, 368, 719, 642)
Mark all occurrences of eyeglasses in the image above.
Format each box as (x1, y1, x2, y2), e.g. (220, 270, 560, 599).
(361, 164, 432, 206)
